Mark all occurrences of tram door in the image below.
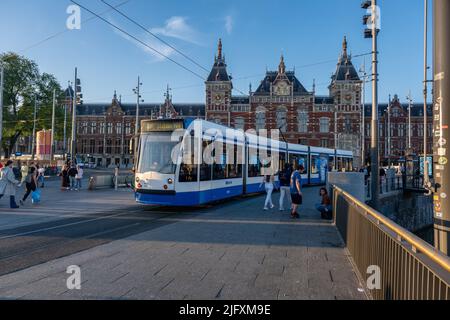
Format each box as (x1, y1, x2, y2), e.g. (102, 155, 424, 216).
(319, 155, 328, 184)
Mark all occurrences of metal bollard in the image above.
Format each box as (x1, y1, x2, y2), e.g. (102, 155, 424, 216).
(88, 176, 95, 191)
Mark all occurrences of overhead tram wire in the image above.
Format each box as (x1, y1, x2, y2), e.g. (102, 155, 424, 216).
(70, 0, 206, 81)
(19, 0, 132, 53)
(100, 0, 210, 74)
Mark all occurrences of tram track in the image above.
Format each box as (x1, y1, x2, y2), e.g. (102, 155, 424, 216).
(0, 206, 189, 277)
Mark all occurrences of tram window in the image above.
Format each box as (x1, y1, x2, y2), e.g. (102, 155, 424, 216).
(248, 147, 260, 178)
(279, 152, 287, 173)
(200, 140, 212, 181)
(289, 153, 308, 174)
(227, 144, 243, 179)
(328, 156, 335, 172)
(137, 134, 177, 174)
(310, 155, 319, 174)
(179, 163, 198, 182)
(179, 137, 198, 183)
(213, 142, 228, 180)
(337, 157, 344, 172)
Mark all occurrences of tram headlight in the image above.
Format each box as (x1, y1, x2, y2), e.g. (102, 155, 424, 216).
(167, 178, 173, 184)
(136, 177, 140, 183)
(163, 185, 168, 190)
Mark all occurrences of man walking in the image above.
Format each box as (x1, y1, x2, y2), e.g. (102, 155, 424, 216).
(68, 164, 78, 191)
(279, 163, 292, 212)
(290, 165, 304, 219)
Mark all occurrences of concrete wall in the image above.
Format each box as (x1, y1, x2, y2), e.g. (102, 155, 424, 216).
(328, 172, 366, 202)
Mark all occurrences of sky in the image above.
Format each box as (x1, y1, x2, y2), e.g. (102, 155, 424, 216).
(0, 0, 433, 105)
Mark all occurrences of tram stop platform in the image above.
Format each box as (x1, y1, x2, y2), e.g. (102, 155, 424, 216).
(0, 186, 367, 300)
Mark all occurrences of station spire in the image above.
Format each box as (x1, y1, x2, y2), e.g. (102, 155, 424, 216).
(342, 36, 348, 60)
(278, 54, 286, 74)
(217, 38, 223, 61)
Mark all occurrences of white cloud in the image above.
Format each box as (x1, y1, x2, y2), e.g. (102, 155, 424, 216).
(108, 16, 201, 62)
(225, 15, 233, 35)
(151, 16, 199, 44)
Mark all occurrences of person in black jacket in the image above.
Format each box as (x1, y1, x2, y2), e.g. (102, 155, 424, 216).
(67, 164, 78, 191)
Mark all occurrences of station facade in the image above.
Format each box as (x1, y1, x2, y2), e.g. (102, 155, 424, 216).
(73, 38, 431, 168)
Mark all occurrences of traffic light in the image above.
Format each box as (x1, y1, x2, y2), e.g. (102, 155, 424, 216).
(362, 1, 380, 38)
(75, 78, 83, 105)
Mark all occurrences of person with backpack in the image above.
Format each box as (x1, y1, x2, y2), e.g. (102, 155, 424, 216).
(20, 166, 37, 205)
(279, 163, 292, 212)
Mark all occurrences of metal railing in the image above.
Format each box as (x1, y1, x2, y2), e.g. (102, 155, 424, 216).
(366, 176, 404, 200)
(333, 185, 450, 300)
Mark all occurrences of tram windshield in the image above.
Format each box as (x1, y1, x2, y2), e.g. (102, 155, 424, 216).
(137, 134, 179, 174)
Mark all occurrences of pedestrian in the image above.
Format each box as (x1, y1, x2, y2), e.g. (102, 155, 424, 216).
(36, 165, 45, 188)
(0, 160, 20, 209)
(290, 165, 304, 219)
(20, 162, 29, 184)
(279, 163, 292, 212)
(68, 164, 78, 191)
(75, 164, 83, 191)
(20, 166, 37, 206)
(59, 165, 70, 190)
(315, 187, 332, 220)
(12, 162, 22, 181)
(260, 173, 275, 211)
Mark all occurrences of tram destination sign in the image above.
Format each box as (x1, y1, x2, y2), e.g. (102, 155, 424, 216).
(141, 120, 184, 133)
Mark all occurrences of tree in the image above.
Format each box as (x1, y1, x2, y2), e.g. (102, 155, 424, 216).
(1, 52, 65, 158)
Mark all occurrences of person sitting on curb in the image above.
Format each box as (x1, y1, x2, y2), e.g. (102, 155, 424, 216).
(316, 187, 332, 220)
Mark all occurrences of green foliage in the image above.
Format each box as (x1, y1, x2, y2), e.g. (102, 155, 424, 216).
(1, 52, 68, 157)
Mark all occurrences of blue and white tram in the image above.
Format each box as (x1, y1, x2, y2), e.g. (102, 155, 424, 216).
(134, 119, 353, 206)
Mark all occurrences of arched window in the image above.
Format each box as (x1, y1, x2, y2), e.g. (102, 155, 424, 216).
(319, 117, 330, 133)
(297, 110, 308, 133)
(234, 117, 245, 130)
(255, 106, 266, 131)
(276, 106, 288, 133)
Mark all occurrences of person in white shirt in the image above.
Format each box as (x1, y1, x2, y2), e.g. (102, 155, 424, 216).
(75, 165, 84, 191)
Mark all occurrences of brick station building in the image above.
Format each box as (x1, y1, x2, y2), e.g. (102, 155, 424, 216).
(74, 37, 432, 168)
(206, 37, 363, 165)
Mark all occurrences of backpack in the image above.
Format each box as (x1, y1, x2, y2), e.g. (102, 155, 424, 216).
(280, 168, 291, 185)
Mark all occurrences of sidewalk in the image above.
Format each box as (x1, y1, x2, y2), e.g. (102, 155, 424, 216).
(0, 187, 367, 300)
(0, 178, 138, 231)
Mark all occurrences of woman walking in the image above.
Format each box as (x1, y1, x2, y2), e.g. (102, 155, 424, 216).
(260, 174, 275, 211)
(75, 164, 83, 191)
(20, 166, 37, 205)
(0, 160, 20, 209)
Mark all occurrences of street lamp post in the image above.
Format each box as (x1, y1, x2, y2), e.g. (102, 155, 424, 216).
(50, 89, 56, 161)
(0, 64, 4, 159)
(432, 0, 450, 256)
(406, 91, 413, 150)
(133, 76, 143, 167)
(362, 0, 380, 208)
(70, 68, 78, 162)
(31, 93, 38, 160)
(423, 0, 430, 188)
